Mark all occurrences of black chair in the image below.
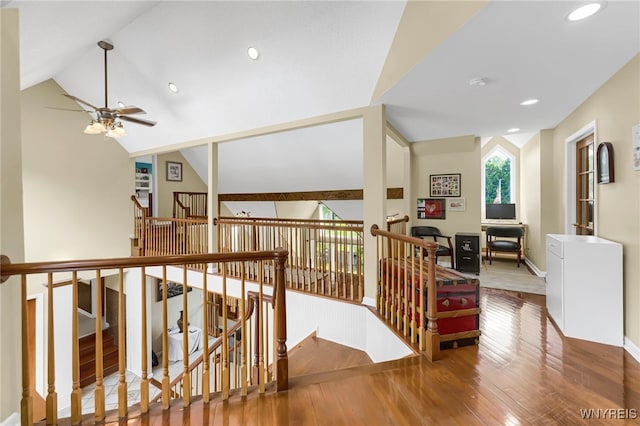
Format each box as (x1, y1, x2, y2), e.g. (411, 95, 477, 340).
(410, 226, 455, 269)
(485, 226, 524, 267)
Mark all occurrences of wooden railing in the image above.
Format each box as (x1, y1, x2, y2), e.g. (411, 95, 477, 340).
(131, 195, 149, 256)
(143, 217, 208, 259)
(386, 215, 409, 234)
(173, 191, 207, 219)
(0, 250, 288, 425)
(370, 225, 441, 362)
(151, 291, 272, 402)
(216, 216, 365, 302)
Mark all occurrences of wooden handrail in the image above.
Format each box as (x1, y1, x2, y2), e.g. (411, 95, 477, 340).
(1, 250, 289, 425)
(173, 191, 207, 218)
(216, 217, 365, 302)
(150, 292, 268, 403)
(217, 216, 364, 225)
(370, 224, 440, 361)
(1, 251, 287, 278)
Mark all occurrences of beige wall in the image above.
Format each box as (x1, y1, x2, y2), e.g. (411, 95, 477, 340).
(156, 151, 207, 217)
(0, 8, 24, 420)
(550, 54, 640, 347)
(520, 133, 542, 266)
(521, 129, 555, 270)
(21, 79, 133, 267)
(410, 135, 481, 238)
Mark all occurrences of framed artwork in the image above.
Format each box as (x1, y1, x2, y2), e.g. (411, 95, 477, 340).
(156, 279, 192, 302)
(417, 198, 446, 219)
(597, 142, 614, 184)
(166, 161, 183, 182)
(633, 124, 640, 171)
(430, 173, 461, 197)
(447, 197, 466, 212)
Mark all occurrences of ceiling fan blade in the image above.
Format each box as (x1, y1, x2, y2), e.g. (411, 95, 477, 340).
(119, 115, 157, 127)
(45, 106, 91, 113)
(115, 106, 146, 115)
(63, 94, 98, 110)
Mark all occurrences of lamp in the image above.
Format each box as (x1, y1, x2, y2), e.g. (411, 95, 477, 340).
(83, 110, 126, 139)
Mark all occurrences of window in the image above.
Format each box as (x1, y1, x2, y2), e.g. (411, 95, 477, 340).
(575, 135, 594, 235)
(482, 146, 516, 214)
(318, 203, 339, 220)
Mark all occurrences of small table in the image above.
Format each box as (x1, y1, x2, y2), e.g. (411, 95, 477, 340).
(167, 326, 202, 362)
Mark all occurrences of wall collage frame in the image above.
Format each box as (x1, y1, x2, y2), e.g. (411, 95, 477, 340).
(417, 173, 463, 219)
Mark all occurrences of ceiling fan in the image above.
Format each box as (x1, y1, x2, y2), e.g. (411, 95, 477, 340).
(63, 40, 156, 138)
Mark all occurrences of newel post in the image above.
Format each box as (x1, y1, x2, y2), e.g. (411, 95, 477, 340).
(274, 250, 288, 391)
(424, 242, 441, 361)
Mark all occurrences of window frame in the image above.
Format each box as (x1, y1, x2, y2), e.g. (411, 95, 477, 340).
(481, 145, 516, 219)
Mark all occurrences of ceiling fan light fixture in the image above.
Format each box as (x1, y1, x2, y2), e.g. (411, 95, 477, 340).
(84, 122, 102, 134)
(106, 123, 126, 139)
(567, 3, 604, 21)
(168, 82, 179, 93)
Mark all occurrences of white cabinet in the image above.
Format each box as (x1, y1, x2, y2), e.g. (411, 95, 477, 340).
(545, 234, 623, 346)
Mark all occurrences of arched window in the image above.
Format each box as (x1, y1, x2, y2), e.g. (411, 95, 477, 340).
(481, 146, 516, 215)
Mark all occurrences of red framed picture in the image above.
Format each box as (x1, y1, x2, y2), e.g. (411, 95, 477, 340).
(417, 198, 446, 219)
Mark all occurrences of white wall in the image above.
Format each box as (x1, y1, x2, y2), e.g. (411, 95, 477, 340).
(133, 267, 413, 365)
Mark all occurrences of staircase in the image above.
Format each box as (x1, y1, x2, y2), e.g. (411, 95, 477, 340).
(79, 329, 119, 388)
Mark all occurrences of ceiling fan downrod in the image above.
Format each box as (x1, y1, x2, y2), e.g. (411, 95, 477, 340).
(97, 40, 113, 109)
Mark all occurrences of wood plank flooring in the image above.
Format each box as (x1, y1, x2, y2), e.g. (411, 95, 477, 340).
(57, 288, 640, 425)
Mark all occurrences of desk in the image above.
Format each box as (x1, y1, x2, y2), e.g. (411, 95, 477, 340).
(167, 326, 202, 362)
(481, 222, 526, 259)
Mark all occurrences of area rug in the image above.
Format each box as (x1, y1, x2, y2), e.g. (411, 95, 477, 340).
(476, 258, 546, 295)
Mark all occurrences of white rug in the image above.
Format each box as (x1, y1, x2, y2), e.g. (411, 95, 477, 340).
(477, 258, 545, 295)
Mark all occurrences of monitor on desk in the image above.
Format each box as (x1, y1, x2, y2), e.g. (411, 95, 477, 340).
(485, 203, 516, 220)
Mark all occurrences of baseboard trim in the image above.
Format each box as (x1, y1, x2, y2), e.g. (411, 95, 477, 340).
(624, 336, 640, 364)
(361, 296, 376, 308)
(0, 412, 20, 426)
(525, 258, 546, 277)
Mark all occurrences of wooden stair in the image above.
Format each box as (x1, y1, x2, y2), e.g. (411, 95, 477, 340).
(79, 329, 119, 388)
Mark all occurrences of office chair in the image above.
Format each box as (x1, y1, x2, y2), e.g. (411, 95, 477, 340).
(410, 226, 455, 269)
(485, 226, 524, 267)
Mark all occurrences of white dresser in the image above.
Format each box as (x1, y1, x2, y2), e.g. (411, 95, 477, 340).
(546, 234, 623, 346)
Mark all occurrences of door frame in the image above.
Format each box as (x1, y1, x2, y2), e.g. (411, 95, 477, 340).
(564, 120, 598, 235)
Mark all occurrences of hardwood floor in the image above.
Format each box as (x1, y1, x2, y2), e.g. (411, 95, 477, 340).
(55, 288, 640, 425)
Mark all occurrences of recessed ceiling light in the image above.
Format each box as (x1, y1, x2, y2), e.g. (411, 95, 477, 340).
(507, 128, 520, 133)
(520, 99, 539, 106)
(567, 3, 603, 21)
(469, 77, 487, 87)
(247, 46, 259, 60)
(168, 82, 179, 93)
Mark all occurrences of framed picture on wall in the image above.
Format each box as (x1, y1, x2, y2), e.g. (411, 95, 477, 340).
(447, 197, 466, 212)
(417, 198, 446, 219)
(429, 173, 461, 197)
(633, 124, 640, 171)
(156, 279, 192, 302)
(166, 161, 183, 182)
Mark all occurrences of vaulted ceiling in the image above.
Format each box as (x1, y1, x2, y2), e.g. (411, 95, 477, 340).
(6, 0, 640, 197)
